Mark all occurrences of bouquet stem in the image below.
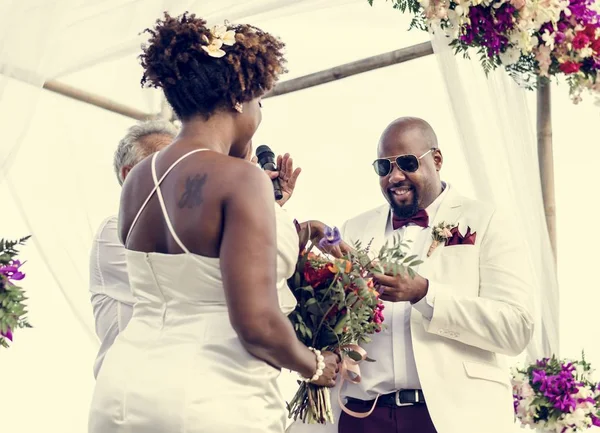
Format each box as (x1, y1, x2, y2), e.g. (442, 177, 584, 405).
(287, 382, 334, 424)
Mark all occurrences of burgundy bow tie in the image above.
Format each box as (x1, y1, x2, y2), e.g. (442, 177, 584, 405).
(392, 209, 429, 230)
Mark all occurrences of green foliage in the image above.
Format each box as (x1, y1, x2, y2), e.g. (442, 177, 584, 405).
(287, 235, 420, 423)
(0, 236, 31, 348)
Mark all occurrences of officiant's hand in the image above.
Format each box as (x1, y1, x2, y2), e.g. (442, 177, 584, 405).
(251, 153, 301, 207)
(372, 270, 429, 304)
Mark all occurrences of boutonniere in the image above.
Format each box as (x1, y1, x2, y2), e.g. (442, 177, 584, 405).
(428, 222, 457, 257)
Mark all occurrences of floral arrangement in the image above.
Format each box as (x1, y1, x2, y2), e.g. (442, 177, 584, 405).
(286, 228, 421, 424)
(201, 22, 236, 58)
(0, 236, 31, 348)
(370, 0, 600, 103)
(512, 353, 600, 432)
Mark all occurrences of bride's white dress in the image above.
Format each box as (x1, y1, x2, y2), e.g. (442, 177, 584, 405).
(88, 149, 299, 433)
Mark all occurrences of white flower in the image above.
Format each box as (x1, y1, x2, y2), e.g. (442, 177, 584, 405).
(221, 30, 236, 46)
(202, 38, 226, 58)
(520, 382, 535, 398)
(499, 47, 522, 65)
(578, 47, 594, 59)
(211, 24, 229, 39)
(541, 30, 556, 50)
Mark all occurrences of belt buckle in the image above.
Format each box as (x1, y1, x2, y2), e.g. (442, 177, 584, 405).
(394, 390, 416, 407)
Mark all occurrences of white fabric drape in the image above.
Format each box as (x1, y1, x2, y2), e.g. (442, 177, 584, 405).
(0, 0, 364, 342)
(430, 30, 559, 360)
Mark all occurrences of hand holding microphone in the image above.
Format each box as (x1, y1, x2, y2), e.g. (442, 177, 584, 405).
(254, 145, 301, 206)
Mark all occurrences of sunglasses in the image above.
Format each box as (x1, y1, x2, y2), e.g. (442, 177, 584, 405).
(372, 148, 435, 177)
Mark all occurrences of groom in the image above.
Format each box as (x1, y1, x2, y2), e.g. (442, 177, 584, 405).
(291, 117, 534, 433)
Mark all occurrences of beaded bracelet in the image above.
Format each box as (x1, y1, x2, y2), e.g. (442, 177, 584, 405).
(299, 347, 326, 382)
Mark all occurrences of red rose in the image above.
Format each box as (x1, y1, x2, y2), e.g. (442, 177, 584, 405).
(592, 39, 600, 54)
(303, 262, 335, 288)
(559, 61, 582, 74)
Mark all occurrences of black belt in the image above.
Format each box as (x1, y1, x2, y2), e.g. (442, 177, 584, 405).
(347, 389, 426, 408)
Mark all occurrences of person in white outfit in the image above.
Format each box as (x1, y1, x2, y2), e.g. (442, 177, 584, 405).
(89, 119, 177, 379)
(88, 12, 342, 433)
(90, 122, 301, 379)
(288, 118, 534, 433)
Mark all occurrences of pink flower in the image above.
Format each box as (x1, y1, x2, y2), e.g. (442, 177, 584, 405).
(573, 32, 591, 50)
(510, 0, 526, 10)
(559, 61, 582, 74)
(535, 45, 552, 77)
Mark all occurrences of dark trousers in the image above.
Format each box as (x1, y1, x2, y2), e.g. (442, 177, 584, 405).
(338, 401, 437, 433)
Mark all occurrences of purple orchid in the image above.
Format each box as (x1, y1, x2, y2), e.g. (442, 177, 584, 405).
(318, 226, 341, 250)
(0, 260, 26, 282)
(592, 415, 600, 427)
(532, 369, 547, 384)
(1, 328, 13, 342)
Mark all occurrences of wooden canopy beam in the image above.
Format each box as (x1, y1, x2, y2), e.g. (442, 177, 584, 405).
(38, 41, 434, 121)
(42, 79, 156, 121)
(536, 79, 556, 263)
(265, 41, 434, 98)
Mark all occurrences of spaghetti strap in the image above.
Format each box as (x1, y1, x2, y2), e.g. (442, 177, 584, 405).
(126, 149, 210, 247)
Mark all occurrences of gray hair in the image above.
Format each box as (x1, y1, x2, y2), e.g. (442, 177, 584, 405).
(113, 119, 178, 185)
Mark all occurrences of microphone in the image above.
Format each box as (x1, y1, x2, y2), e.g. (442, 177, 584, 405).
(255, 145, 283, 201)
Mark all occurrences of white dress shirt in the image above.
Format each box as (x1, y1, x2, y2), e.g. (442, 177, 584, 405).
(89, 215, 134, 378)
(344, 184, 449, 399)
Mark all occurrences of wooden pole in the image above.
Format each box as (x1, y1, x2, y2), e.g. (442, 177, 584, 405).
(33, 42, 435, 119)
(264, 41, 434, 98)
(537, 78, 556, 263)
(42, 79, 156, 121)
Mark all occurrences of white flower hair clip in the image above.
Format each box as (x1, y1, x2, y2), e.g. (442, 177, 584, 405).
(202, 21, 237, 58)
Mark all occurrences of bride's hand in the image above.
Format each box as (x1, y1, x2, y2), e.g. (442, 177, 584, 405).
(310, 351, 340, 388)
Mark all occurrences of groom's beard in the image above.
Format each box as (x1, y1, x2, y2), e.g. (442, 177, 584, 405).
(389, 189, 419, 218)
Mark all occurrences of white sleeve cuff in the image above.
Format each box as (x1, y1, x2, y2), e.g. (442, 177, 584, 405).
(412, 281, 436, 320)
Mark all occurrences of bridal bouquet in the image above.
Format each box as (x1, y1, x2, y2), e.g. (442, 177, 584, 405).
(286, 228, 421, 424)
(512, 353, 600, 432)
(0, 236, 31, 348)
(371, 0, 600, 103)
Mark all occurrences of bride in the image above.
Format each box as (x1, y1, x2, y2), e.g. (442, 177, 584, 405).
(89, 12, 342, 433)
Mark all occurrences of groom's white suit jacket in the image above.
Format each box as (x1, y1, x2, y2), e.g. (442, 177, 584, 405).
(287, 186, 534, 433)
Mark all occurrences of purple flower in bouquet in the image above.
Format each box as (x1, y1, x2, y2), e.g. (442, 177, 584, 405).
(318, 226, 341, 250)
(1, 328, 13, 342)
(0, 260, 26, 282)
(592, 414, 600, 427)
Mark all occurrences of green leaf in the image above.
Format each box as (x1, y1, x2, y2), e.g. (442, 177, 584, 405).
(403, 254, 418, 263)
(346, 350, 363, 362)
(333, 315, 348, 335)
(305, 298, 318, 307)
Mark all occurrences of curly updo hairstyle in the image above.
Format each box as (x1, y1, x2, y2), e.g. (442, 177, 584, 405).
(140, 12, 287, 120)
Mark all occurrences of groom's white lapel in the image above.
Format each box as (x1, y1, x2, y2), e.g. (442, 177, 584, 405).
(416, 186, 464, 274)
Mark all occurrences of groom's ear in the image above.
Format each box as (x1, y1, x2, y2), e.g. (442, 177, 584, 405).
(433, 148, 443, 171)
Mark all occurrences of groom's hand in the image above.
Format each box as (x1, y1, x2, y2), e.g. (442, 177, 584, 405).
(372, 271, 429, 304)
